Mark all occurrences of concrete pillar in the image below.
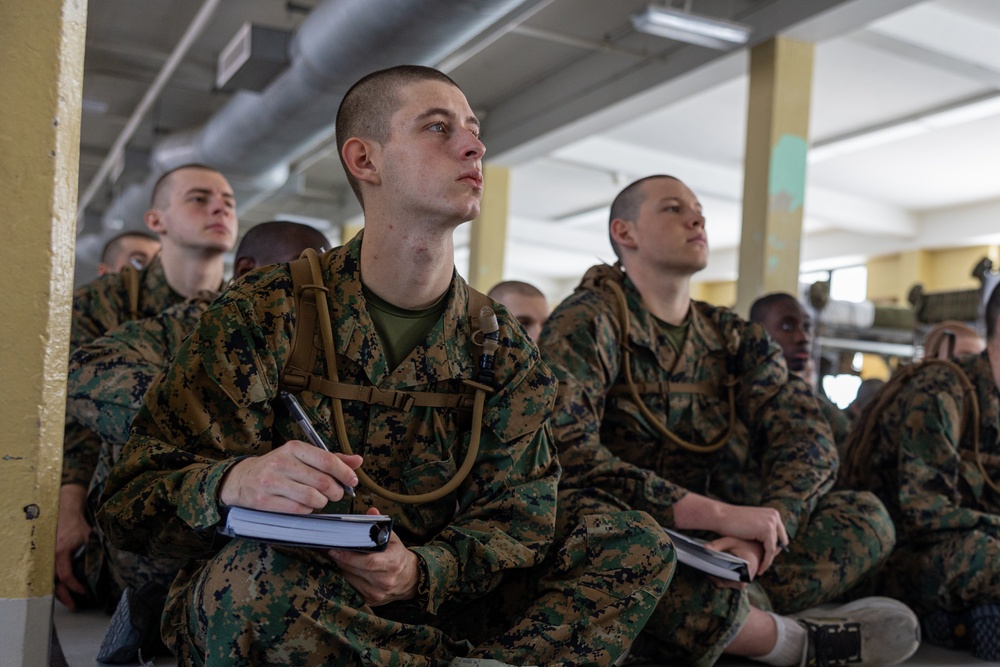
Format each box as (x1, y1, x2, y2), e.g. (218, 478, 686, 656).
(468, 164, 509, 292)
(734, 37, 814, 316)
(341, 221, 364, 245)
(0, 0, 86, 664)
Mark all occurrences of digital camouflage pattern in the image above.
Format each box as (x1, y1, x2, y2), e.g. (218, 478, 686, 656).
(539, 265, 895, 666)
(65, 255, 186, 486)
(98, 235, 673, 666)
(841, 351, 1000, 615)
(815, 392, 850, 451)
(66, 293, 218, 599)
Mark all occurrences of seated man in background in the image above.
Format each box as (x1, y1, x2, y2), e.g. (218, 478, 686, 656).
(57, 164, 238, 615)
(96, 230, 161, 277)
(921, 319, 984, 360)
(487, 279, 549, 341)
(540, 174, 919, 667)
(98, 65, 672, 666)
(66, 220, 329, 662)
(749, 292, 850, 448)
(839, 283, 1000, 662)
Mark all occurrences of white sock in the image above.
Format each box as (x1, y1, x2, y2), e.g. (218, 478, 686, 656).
(753, 612, 807, 667)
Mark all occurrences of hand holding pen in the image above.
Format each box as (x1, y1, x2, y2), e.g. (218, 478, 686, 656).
(280, 391, 356, 498)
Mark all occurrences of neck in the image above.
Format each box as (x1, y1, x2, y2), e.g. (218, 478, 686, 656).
(623, 260, 692, 325)
(359, 216, 456, 309)
(158, 243, 225, 298)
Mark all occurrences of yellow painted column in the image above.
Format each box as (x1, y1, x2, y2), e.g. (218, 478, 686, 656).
(734, 37, 814, 316)
(0, 0, 86, 664)
(468, 164, 508, 292)
(341, 221, 364, 245)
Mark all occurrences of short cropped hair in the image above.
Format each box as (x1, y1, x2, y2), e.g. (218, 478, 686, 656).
(150, 163, 221, 209)
(608, 175, 679, 260)
(488, 280, 546, 301)
(335, 65, 460, 208)
(748, 292, 799, 324)
(100, 230, 158, 264)
(235, 220, 329, 267)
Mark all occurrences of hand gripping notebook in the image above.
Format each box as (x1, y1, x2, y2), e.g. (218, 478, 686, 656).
(664, 528, 751, 583)
(221, 507, 392, 552)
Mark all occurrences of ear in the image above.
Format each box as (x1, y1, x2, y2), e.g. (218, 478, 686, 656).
(233, 257, 255, 279)
(96, 263, 111, 277)
(610, 217, 638, 251)
(144, 209, 165, 234)
(341, 137, 381, 187)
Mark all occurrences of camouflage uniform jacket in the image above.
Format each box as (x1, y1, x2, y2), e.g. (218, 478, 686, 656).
(64, 255, 186, 486)
(539, 268, 836, 541)
(855, 351, 1000, 542)
(816, 392, 851, 449)
(66, 294, 216, 495)
(98, 235, 560, 615)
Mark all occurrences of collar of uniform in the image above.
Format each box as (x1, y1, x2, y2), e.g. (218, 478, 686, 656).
(620, 276, 725, 358)
(323, 232, 470, 388)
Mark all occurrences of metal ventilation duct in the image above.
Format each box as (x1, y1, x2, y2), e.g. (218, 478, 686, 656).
(101, 0, 531, 231)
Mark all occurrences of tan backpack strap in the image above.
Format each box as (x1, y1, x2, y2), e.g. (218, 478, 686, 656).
(280, 374, 474, 411)
(293, 247, 485, 505)
(120, 264, 141, 321)
(280, 255, 322, 392)
(608, 380, 720, 398)
(590, 264, 736, 454)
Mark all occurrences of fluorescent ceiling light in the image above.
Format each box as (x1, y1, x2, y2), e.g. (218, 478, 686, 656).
(631, 5, 751, 50)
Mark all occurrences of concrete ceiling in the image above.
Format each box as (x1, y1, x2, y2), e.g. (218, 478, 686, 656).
(75, 0, 1000, 303)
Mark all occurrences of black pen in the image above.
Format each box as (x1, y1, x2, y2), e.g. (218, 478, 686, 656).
(279, 391, 356, 498)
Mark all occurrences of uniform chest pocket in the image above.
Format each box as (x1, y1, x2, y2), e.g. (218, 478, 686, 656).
(398, 452, 461, 537)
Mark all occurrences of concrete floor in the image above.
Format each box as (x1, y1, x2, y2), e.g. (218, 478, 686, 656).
(53, 601, 993, 667)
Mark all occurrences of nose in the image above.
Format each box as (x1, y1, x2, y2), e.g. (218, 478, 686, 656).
(210, 193, 233, 216)
(461, 128, 485, 160)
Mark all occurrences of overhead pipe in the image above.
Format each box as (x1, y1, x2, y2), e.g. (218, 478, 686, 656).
(76, 0, 223, 229)
(99, 0, 533, 232)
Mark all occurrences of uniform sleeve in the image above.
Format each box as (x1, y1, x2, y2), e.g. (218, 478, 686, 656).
(66, 322, 167, 449)
(96, 296, 280, 560)
(539, 297, 687, 528)
(736, 327, 837, 539)
(63, 280, 127, 486)
(893, 370, 1000, 536)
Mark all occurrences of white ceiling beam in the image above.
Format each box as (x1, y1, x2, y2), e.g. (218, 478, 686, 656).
(485, 0, 882, 164)
(550, 136, 917, 237)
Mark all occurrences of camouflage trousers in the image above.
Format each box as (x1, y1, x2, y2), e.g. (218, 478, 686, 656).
(169, 500, 674, 667)
(77, 494, 184, 611)
(637, 489, 896, 667)
(855, 528, 1000, 616)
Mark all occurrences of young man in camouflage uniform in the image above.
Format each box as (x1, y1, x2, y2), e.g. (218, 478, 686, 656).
(97, 66, 673, 667)
(96, 230, 161, 277)
(538, 175, 920, 667)
(64, 221, 329, 661)
(748, 293, 850, 448)
(487, 280, 550, 342)
(56, 164, 238, 611)
(839, 283, 1000, 661)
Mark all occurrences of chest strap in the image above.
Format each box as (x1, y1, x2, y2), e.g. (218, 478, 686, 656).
(282, 371, 479, 411)
(281, 247, 497, 505)
(585, 263, 738, 455)
(608, 380, 720, 398)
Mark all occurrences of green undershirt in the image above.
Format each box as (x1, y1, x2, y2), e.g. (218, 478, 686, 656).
(652, 312, 691, 356)
(363, 285, 448, 371)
